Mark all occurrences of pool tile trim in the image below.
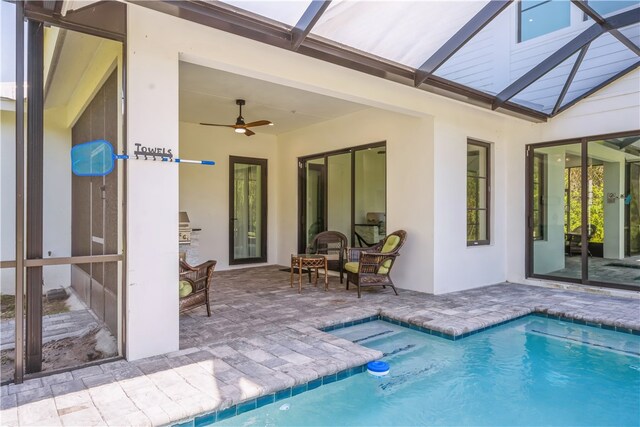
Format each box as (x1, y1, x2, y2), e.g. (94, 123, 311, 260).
(321, 312, 640, 339)
(177, 364, 368, 426)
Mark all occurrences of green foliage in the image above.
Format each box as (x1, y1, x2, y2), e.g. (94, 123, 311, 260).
(564, 166, 604, 243)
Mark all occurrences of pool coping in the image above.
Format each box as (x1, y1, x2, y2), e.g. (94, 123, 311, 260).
(173, 310, 640, 426)
(323, 312, 640, 338)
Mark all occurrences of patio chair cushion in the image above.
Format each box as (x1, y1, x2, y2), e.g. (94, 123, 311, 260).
(344, 262, 359, 273)
(344, 261, 389, 275)
(380, 235, 401, 269)
(179, 280, 193, 298)
(381, 235, 400, 253)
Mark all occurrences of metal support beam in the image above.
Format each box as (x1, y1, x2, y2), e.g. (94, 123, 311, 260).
(14, 0, 25, 385)
(551, 43, 589, 116)
(291, 0, 331, 51)
(136, 0, 546, 121)
(571, 0, 640, 56)
(493, 7, 640, 110)
(24, 3, 126, 42)
(26, 19, 44, 375)
(552, 59, 640, 116)
(415, 0, 512, 87)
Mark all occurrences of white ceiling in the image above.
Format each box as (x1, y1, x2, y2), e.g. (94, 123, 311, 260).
(44, 28, 104, 109)
(179, 62, 368, 135)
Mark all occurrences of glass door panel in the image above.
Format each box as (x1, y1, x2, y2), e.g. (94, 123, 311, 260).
(531, 143, 583, 280)
(354, 147, 386, 247)
(305, 158, 326, 248)
(327, 153, 351, 241)
(587, 137, 640, 287)
(230, 157, 267, 264)
(629, 162, 640, 256)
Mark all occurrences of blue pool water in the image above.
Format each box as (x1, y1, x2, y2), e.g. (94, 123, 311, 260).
(213, 316, 640, 426)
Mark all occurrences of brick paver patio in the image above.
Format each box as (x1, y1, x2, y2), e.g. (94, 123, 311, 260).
(1, 266, 639, 426)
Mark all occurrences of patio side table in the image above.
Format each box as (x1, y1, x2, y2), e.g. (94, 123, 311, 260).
(290, 254, 328, 293)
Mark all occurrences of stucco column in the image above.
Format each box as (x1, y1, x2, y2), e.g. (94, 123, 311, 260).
(125, 6, 180, 360)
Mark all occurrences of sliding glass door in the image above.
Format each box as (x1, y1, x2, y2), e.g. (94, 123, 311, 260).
(527, 133, 640, 290)
(298, 142, 386, 252)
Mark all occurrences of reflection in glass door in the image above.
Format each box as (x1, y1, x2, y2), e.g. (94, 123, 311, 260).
(628, 163, 640, 256)
(587, 137, 640, 287)
(354, 148, 386, 247)
(530, 142, 583, 281)
(305, 159, 326, 248)
(230, 157, 267, 264)
(327, 153, 351, 243)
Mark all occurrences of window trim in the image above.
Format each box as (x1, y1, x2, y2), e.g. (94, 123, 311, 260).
(467, 139, 491, 246)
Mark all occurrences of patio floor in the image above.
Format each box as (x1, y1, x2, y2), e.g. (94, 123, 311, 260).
(1, 266, 639, 426)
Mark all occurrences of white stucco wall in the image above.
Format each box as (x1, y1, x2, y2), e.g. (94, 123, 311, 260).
(179, 122, 279, 269)
(0, 109, 18, 294)
(1, 109, 72, 295)
(431, 103, 515, 294)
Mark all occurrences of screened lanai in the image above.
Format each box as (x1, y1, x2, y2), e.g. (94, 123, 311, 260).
(135, 0, 640, 120)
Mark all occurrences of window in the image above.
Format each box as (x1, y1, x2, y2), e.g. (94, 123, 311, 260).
(532, 153, 546, 240)
(467, 140, 490, 246)
(519, 0, 571, 42)
(585, 0, 637, 17)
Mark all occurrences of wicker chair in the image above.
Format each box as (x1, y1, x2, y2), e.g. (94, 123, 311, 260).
(179, 260, 216, 316)
(345, 230, 407, 298)
(307, 231, 348, 283)
(566, 225, 596, 257)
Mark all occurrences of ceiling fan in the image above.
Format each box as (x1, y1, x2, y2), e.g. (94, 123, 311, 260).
(200, 99, 272, 136)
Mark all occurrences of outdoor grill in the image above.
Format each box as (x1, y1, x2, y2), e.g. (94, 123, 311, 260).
(179, 211, 191, 244)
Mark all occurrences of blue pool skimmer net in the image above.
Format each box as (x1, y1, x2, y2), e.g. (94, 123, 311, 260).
(71, 140, 215, 177)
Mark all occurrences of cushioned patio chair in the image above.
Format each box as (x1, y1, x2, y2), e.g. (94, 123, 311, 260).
(345, 230, 407, 298)
(566, 225, 596, 257)
(307, 231, 348, 283)
(179, 260, 216, 316)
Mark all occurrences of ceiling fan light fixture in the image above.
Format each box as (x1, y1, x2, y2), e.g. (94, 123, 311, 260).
(200, 99, 270, 137)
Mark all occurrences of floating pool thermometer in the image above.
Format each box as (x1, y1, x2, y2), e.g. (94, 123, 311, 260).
(71, 140, 215, 177)
(367, 360, 390, 377)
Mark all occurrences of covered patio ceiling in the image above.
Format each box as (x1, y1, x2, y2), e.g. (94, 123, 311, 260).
(127, 0, 640, 122)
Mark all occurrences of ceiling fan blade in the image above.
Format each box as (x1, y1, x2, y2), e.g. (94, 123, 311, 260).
(244, 129, 255, 137)
(244, 120, 272, 128)
(200, 123, 234, 127)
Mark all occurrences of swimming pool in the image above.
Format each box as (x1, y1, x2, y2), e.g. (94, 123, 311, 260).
(209, 315, 640, 426)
